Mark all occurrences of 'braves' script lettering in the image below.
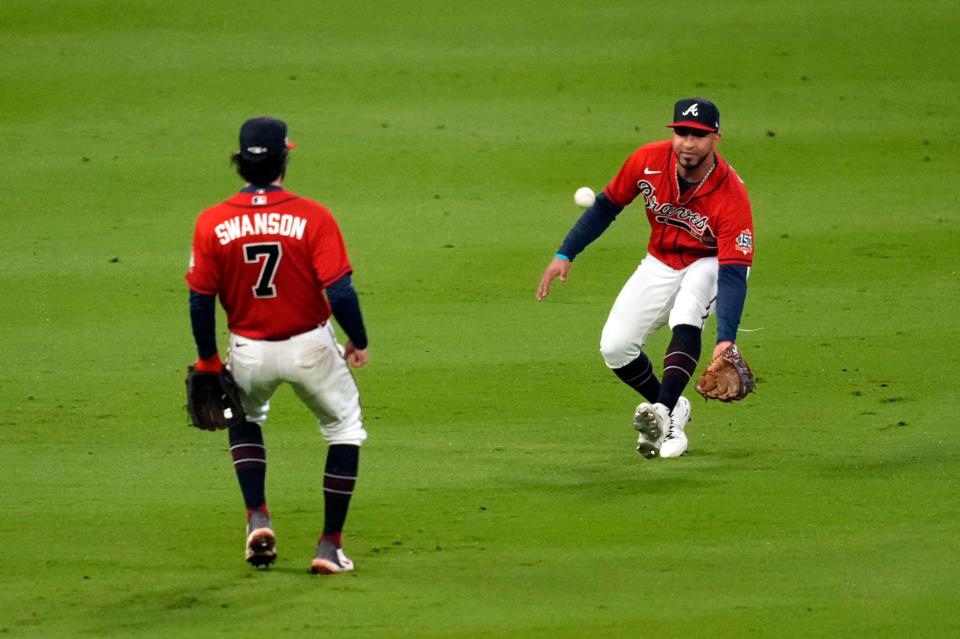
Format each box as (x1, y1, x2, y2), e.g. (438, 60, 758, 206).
(636, 180, 716, 248)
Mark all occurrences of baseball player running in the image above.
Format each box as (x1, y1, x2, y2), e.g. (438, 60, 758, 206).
(537, 98, 755, 459)
(186, 117, 368, 573)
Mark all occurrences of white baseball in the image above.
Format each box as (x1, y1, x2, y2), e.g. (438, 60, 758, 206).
(574, 186, 596, 208)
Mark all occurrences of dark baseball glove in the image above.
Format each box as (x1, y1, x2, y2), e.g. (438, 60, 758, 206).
(695, 344, 756, 402)
(185, 366, 246, 430)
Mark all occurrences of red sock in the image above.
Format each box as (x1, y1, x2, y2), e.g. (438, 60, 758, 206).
(321, 532, 343, 548)
(246, 503, 269, 521)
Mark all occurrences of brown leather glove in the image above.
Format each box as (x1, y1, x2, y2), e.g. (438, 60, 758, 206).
(695, 344, 756, 402)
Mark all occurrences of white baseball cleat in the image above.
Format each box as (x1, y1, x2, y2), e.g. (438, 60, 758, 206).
(310, 539, 355, 575)
(245, 511, 277, 568)
(660, 396, 691, 458)
(634, 402, 670, 459)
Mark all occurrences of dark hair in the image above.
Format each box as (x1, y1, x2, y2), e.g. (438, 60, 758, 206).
(230, 151, 288, 186)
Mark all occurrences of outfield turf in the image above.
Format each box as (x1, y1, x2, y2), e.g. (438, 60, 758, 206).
(2, 1, 959, 636)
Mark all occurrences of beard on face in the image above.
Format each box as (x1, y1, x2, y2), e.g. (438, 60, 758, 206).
(678, 152, 706, 171)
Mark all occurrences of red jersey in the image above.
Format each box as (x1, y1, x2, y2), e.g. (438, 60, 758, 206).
(604, 140, 754, 270)
(185, 189, 351, 340)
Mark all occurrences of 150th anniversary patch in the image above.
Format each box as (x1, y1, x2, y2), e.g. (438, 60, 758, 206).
(735, 229, 753, 255)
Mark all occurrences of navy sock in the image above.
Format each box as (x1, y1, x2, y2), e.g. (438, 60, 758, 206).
(322, 444, 359, 540)
(228, 421, 267, 514)
(613, 352, 661, 403)
(657, 324, 702, 411)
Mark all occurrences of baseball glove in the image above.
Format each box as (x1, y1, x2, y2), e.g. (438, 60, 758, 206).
(695, 344, 756, 402)
(185, 366, 246, 430)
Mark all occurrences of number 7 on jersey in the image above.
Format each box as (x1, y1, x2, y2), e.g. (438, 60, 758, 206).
(244, 242, 282, 298)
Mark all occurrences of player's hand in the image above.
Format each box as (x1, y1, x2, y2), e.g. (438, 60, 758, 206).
(712, 340, 734, 361)
(536, 257, 571, 301)
(344, 342, 368, 368)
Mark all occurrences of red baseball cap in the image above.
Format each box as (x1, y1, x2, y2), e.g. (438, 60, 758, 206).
(667, 98, 720, 132)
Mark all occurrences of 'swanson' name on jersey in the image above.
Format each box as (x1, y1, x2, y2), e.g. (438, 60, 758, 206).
(214, 213, 307, 245)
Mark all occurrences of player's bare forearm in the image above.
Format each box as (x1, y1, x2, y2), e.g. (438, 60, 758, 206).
(536, 257, 570, 301)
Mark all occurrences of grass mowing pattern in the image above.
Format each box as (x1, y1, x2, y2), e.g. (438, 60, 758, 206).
(2, 1, 959, 636)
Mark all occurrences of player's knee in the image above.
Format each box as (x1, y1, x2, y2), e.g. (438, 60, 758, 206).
(599, 333, 639, 369)
(321, 425, 367, 447)
(318, 411, 367, 446)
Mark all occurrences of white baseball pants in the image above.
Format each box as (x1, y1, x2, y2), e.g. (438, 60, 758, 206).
(600, 254, 718, 369)
(227, 323, 367, 446)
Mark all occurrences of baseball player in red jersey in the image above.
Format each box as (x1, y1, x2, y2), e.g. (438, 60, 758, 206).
(537, 98, 754, 459)
(186, 117, 368, 573)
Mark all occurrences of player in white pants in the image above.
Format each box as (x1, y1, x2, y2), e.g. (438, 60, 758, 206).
(187, 116, 370, 573)
(600, 255, 717, 371)
(538, 97, 755, 459)
(599, 255, 717, 458)
(228, 323, 367, 447)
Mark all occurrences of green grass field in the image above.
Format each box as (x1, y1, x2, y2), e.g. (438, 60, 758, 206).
(3, 1, 959, 636)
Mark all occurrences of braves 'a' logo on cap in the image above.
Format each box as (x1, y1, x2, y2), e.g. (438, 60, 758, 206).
(735, 229, 754, 255)
(681, 103, 700, 117)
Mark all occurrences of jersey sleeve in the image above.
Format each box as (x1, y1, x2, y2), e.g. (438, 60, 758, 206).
(311, 207, 353, 288)
(184, 215, 221, 295)
(714, 178, 755, 266)
(603, 149, 645, 208)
